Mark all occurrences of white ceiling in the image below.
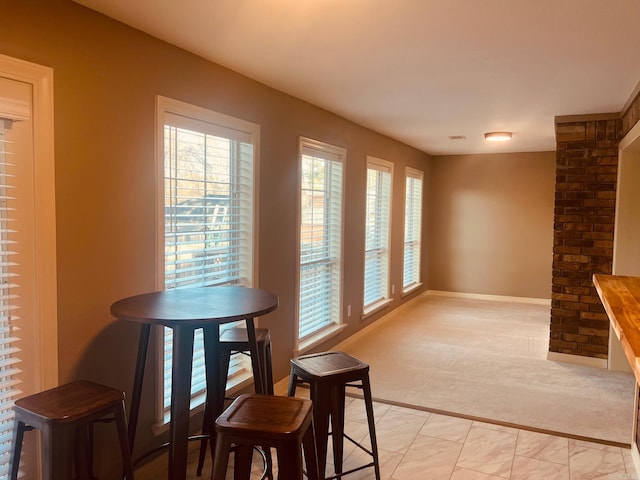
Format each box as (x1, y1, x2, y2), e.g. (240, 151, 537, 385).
(74, 0, 640, 156)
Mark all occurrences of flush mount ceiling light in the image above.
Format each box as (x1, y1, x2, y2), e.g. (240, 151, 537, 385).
(484, 131, 512, 142)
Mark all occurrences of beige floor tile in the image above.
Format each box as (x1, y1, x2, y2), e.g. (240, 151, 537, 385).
(510, 455, 569, 480)
(345, 397, 392, 424)
(450, 466, 508, 479)
(569, 443, 627, 480)
(374, 409, 428, 455)
(456, 425, 517, 479)
(516, 429, 569, 465)
(341, 445, 401, 480)
(387, 403, 432, 418)
(420, 413, 472, 442)
(391, 434, 462, 480)
(622, 447, 639, 478)
(324, 418, 372, 466)
(471, 420, 519, 435)
(569, 438, 624, 453)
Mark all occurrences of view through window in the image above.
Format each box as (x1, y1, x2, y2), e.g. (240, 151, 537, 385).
(158, 97, 257, 422)
(297, 138, 345, 345)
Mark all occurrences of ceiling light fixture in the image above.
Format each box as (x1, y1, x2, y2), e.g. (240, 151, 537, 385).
(484, 131, 512, 142)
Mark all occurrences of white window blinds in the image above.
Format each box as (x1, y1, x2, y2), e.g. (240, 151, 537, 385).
(364, 157, 392, 312)
(403, 167, 423, 292)
(298, 138, 344, 341)
(0, 59, 57, 478)
(159, 98, 257, 423)
(0, 119, 22, 475)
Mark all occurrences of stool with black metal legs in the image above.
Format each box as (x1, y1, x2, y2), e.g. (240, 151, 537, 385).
(288, 351, 381, 480)
(9, 380, 135, 480)
(211, 393, 318, 480)
(196, 327, 274, 476)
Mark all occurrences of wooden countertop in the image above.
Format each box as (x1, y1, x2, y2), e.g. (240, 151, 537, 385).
(593, 274, 640, 382)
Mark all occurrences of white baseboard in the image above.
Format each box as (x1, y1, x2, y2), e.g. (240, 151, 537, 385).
(631, 442, 640, 479)
(426, 290, 551, 306)
(547, 351, 608, 369)
(334, 292, 426, 351)
(273, 376, 290, 396)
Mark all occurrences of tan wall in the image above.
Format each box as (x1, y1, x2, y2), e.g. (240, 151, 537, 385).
(428, 152, 556, 299)
(2, 0, 430, 471)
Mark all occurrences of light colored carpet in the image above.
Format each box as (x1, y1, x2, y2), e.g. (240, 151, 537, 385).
(337, 293, 636, 446)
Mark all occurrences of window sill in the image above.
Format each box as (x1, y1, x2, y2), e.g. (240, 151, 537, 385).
(294, 323, 347, 356)
(402, 282, 423, 298)
(362, 298, 392, 320)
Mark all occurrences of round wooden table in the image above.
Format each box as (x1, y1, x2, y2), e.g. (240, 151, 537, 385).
(111, 286, 278, 480)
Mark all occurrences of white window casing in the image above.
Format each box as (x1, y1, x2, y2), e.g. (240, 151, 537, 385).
(363, 156, 393, 315)
(296, 137, 346, 353)
(156, 96, 258, 426)
(0, 54, 57, 477)
(403, 167, 423, 293)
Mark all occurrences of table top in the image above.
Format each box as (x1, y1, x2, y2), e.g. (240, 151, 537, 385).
(593, 274, 640, 382)
(110, 286, 278, 326)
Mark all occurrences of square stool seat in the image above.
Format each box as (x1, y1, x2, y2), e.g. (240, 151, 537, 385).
(9, 380, 134, 480)
(197, 327, 275, 476)
(212, 394, 318, 480)
(289, 351, 368, 382)
(288, 351, 381, 480)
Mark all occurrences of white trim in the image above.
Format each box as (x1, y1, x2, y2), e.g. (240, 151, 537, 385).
(401, 281, 423, 298)
(610, 109, 640, 372)
(402, 167, 423, 293)
(622, 80, 640, 118)
(155, 95, 261, 292)
(334, 292, 426, 351)
(426, 290, 551, 306)
(336, 290, 552, 353)
(0, 96, 29, 121)
(294, 323, 348, 357)
(295, 137, 347, 351)
(0, 54, 58, 391)
(546, 351, 607, 369)
(631, 444, 640, 480)
(154, 96, 260, 426)
(632, 382, 640, 479)
(363, 155, 393, 313)
(362, 298, 392, 319)
(619, 114, 640, 152)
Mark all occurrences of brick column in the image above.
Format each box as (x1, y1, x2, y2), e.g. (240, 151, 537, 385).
(550, 115, 621, 360)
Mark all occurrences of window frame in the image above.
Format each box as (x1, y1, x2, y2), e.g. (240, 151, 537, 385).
(155, 96, 259, 427)
(0, 54, 57, 476)
(295, 137, 346, 354)
(402, 167, 423, 294)
(363, 156, 393, 316)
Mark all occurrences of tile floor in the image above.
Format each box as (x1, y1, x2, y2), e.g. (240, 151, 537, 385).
(135, 394, 640, 480)
(334, 397, 638, 480)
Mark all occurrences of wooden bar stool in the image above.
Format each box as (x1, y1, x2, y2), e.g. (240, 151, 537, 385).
(288, 351, 381, 480)
(218, 327, 274, 396)
(197, 327, 274, 475)
(9, 380, 135, 480)
(211, 394, 318, 480)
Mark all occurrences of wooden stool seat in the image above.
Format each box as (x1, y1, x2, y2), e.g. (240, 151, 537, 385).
(9, 380, 134, 480)
(197, 327, 275, 476)
(212, 394, 318, 480)
(218, 327, 274, 395)
(288, 351, 381, 480)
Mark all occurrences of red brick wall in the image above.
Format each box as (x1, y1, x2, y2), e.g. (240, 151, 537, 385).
(550, 117, 622, 359)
